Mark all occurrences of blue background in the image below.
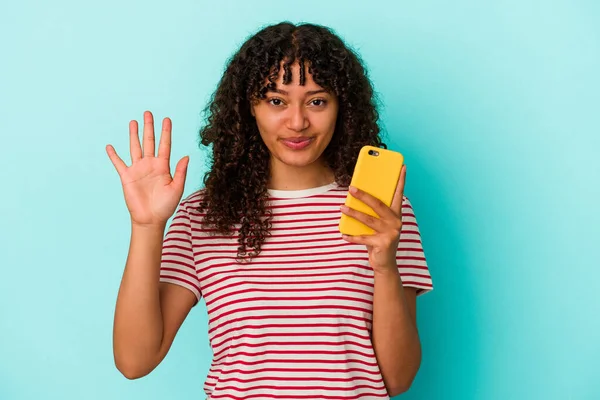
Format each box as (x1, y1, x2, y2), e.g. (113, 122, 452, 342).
(1, 1, 598, 399)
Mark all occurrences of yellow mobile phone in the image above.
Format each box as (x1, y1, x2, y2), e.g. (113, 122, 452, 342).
(339, 145, 404, 236)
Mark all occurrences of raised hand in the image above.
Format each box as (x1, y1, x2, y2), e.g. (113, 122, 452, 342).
(106, 111, 189, 228)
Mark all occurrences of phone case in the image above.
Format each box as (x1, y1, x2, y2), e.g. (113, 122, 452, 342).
(339, 145, 404, 236)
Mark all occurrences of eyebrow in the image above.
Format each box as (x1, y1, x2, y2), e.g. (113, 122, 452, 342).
(268, 88, 328, 96)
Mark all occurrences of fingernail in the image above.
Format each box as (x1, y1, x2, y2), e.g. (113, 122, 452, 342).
(349, 186, 357, 194)
(340, 205, 349, 212)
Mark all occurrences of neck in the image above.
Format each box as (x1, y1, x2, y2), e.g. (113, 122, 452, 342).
(267, 157, 335, 190)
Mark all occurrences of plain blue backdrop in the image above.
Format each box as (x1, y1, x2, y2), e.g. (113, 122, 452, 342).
(1, 1, 599, 399)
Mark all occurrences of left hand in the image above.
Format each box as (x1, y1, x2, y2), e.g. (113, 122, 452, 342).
(341, 164, 407, 274)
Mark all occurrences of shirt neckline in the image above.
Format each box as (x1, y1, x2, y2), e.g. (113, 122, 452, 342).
(267, 181, 339, 199)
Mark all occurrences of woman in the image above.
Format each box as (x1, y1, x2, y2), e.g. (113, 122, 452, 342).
(107, 21, 433, 399)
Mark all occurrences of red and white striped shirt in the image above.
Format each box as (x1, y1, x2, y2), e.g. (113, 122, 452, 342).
(160, 182, 433, 400)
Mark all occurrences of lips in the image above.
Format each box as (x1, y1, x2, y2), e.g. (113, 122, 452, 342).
(284, 137, 311, 142)
(281, 137, 314, 150)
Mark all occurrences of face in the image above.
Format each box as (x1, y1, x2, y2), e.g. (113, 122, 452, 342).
(251, 61, 339, 169)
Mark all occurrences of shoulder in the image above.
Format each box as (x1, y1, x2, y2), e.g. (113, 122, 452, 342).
(177, 189, 207, 218)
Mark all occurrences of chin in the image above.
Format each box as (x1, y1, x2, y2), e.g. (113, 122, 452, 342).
(277, 152, 320, 167)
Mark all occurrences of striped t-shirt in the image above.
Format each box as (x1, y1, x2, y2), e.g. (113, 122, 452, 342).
(159, 181, 433, 400)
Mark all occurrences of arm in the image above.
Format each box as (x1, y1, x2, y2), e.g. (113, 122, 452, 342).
(372, 270, 420, 396)
(112, 223, 197, 379)
(106, 111, 195, 379)
(340, 165, 425, 396)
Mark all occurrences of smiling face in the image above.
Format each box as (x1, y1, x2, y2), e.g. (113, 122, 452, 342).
(251, 61, 339, 173)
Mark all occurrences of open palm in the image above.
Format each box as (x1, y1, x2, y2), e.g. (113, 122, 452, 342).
(106, 111, 189, 227)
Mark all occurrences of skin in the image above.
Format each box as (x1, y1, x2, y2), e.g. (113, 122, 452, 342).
(107, 114, 196, 379)
(106, 61, 421, 395)
(251, 62, 338, 191)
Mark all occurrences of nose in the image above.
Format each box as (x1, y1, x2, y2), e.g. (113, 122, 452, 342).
(286, 104, 310, 132)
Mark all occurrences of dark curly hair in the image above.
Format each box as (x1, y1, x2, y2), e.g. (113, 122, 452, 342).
(197, 21, 386, 261)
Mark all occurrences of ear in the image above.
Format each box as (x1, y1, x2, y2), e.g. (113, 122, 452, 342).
(250, 100, 256, 117)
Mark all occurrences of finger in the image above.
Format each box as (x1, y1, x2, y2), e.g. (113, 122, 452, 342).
(129, 120, 142, 162)
(348, 186, 396, 220)
(342, 234, 378, 246)
(390, 164, 407, 215)
(172, 156, 189, 189)
(340, 204, 385, 232)
(142, 111, 155, 157)
(106, 144, 127, 176)
(157, 117, 172, 161)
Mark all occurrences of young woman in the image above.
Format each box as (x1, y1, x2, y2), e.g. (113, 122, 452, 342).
(107, 21, 433, 399)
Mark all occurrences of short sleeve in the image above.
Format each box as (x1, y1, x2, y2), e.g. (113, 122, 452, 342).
(159, 201, 202, 305)
(397, 196, 434, 295)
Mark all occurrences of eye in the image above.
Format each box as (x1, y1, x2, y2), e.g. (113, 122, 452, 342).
(310, 98, 327, 107)
(268, 98, 284, 106)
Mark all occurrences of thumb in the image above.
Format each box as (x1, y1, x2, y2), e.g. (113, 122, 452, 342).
(172, 156, 189, 189)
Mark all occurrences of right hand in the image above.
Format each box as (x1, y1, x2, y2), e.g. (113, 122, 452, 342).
(106, 111, 189, 228)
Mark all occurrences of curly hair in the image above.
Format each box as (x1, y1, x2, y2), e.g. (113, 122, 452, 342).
(197, 21, 386, 261)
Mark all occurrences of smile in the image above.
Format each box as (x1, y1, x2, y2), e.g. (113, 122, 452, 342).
(280, 137, 314, 150)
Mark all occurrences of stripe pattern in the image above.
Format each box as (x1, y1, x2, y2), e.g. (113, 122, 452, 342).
(160, 183, 433, 399)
